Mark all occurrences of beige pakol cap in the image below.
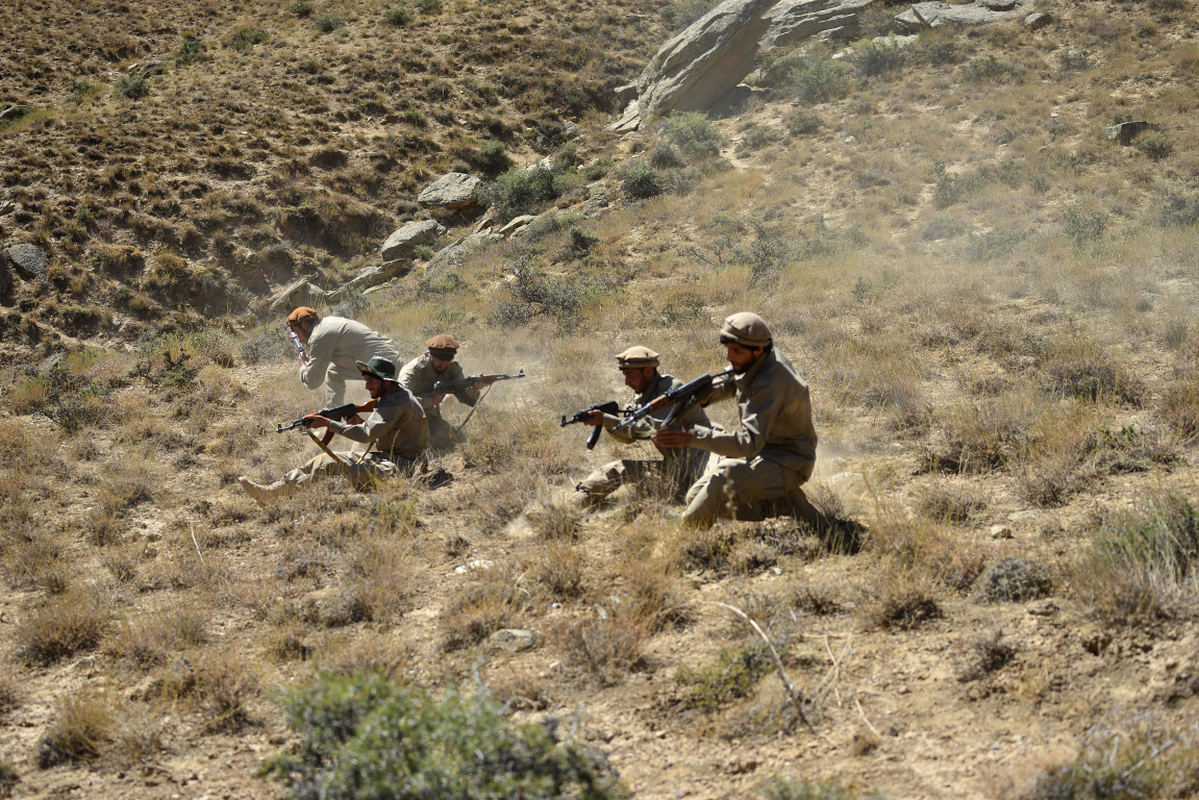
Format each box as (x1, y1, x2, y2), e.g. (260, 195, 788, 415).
(720, 312, 772, 348)
(287, 306, 319, 325)
(615, 346, 660, 368)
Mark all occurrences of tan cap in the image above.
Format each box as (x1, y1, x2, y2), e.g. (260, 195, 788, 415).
(720, 312, 772, 348)
(615, 346, 660, 368)
(425, 334, 460, 351)
(287, 306, 319, 325)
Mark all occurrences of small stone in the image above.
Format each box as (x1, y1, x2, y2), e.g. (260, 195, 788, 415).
(990, 525, 1013, 540)
(1027, 599, 1060, 617)
(490, 628, 536, 652)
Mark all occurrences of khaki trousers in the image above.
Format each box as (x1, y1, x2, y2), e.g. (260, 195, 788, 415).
(282, 452, 422, 490)
(681, 455, 816, 528)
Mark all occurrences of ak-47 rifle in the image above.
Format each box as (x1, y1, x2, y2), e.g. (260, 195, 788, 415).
(613, 367, 735, 433)
(288, 329, 308, 362)
(276, 401, 375, 433)
(561, 401, 621, 450)
(426, 370, 526, 396)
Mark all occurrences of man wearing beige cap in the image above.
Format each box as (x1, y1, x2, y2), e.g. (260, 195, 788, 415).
(238, 356, 428, 502)
(287, 307, 400, 405)
(653, 313, 818, 528)
(398, 334, 483, 454)
(570, 346, 711, 509)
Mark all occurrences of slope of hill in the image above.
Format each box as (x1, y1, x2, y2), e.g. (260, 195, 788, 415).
(3, 0, 1199, 799)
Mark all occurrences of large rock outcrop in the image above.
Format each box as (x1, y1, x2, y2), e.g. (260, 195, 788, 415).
(895, 0, 1030, 31)
(381, 219, 445, 262)
(761, 0, 879, 49)
(610, 0, 778, 132)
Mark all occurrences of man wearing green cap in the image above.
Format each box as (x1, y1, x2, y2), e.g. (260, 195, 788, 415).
(287, 307, 399, 405)
(398, 334, 485, 454)
(569, 345, 711, 510)
(238, 356, 428, 502)
(653, 313, 818, 527)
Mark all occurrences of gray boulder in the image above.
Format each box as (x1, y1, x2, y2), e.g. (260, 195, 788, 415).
(417, 173, 481, 210)
(896, 0, 1029, 31)
(1024, 11, 1052, 29)
(489, 629, 536, 653)
(269, 278, 327, 313)
(610, 0, 777, 132)
(1104, 120, 1153, 145)
(427, 230, 503, 274)
(381, 219, 445, 262)
(761, 0, 878, 50)
(5, 243, 47, 280)
(328, 261, 414, 302)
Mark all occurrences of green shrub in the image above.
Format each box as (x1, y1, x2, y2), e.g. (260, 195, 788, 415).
(261, 672, 625, 800)
(491, 257, 611, 330)
(649, 142, 685, 169)
(618, 162, 663, 200)
(1062, 203, 1108, 249)
(1074, 494, 1199, 623)
(382, 6, 413, 26)
(913, 35, 960, 66)
(581, 156, 614, 181)
(177, 35, 210, 65)
(962, 55, 1024, 83)
(475, 138, 511, 175)
(483, 166, 559, 222)
(417, 0, 442, 13)
(854, 39, 906, 78)
(1136, 131, 1172, 161)
(664, 111, 725, 161)
(230, 27, 268, 51)
(314, 15, 345, 33)
(783, 110, 822, 136)
(920, 216, 969, 241)
(290, 0, 313, 17)
(1157, 193, 1199, 227)
(676, 645, 772, 710)
(963, 229, 1025, 263)
(788, 51, 849, 105)
(115, 74, 148, 100)
(931, 161, 991, 209)
(1057, 47, 1094, 73)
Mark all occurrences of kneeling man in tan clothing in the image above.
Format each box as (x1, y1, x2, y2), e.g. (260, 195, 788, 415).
(653, 313, 818, 528)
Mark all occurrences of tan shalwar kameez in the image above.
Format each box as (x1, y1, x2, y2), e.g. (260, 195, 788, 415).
(575, 372, 711, 505)
(280, 383, 429, 491)
(299, 316, 400, 405)
(398, 353, 479, 453)
(681, 349, 817, 527)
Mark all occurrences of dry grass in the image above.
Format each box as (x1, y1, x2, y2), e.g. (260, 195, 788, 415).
(15, 591, 109, 666)
(36, 689, 114, 768)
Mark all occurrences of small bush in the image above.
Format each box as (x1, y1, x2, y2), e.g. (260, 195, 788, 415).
(917, 482, 986, 522)
(957, 628, 1015, 682)
(854, 39, 906, 78)
(230, 27, 268, 51)
(920, 216, 969, 241)
(1136, 131, 1172, 161)
(649, 142, 685, 169)
(1073, 494, 1199, 623)
(115, 74, 148, 100)
(15, 592, 108, 666)
(868, 570, 943, 630)
(1057, 47, 1094, 73)
(618, 162, 664, 200)
(491, 257, 610, 331)
(1062, 203, 1108, 249)
(554, 608, 649, 686)
(314, 15, 344, 33)
(417, 0, 441, 13)
(962, 55, 1023, 83)
(475, 138, 510, 175)
(973, 558, 1053, 603)
(676, 644, 772, 710)
(290, 0, 312, 17)
(1157, 193, 1199, 227)
(788, 51, 849, 105)
(36, 691, 113, 769)
(581, 156, 614, 181)
(784, 110, 822, 136)
(483, 166, 559, 222)
(964, 229, 1026, 263)
(382, 6, 413, 26)
(664, 111, 725, 161)
(261, 672, 625, 799)
(1015, 716, 1199, 800)
(1159, 377, 1199, 440)
(177, 35, 210, 65)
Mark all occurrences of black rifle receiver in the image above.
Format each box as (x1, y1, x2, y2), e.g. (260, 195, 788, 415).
(613, 367, 735, 433)
(561, 400, 621, 450)
(276, 402, 360, 433)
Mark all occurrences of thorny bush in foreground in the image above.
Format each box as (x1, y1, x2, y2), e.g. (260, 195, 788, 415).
(261, 671, 626, 800)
